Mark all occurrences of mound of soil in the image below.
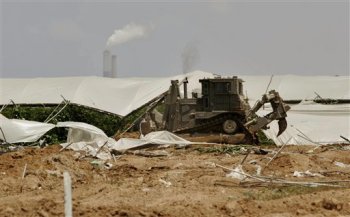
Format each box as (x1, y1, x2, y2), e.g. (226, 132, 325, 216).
(0, 144, 350, 216)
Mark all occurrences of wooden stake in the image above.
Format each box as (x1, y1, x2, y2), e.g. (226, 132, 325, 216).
(262, 143, 287, 170)
(112, 154, 117, 163)
(262, 137, 291, 172)
(239, 149, 251, 166)
(95, 140, 109, 157)
(63, 171, 72, 217)
(59, 143, 73, 153)
(22, 163, 27, 179)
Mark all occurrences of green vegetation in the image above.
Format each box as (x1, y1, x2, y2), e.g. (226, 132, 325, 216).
(116, 106, 148, 134)
(1, 104, 121, 144)
(256, 131, 275, 146)
(195, 145, 251, 154)
(1, 103, 149, 144)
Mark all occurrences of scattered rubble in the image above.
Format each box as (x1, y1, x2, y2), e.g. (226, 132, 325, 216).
(293, 170, 324, 178)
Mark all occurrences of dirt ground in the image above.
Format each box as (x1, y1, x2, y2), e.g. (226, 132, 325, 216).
(1, 142, 350, 217)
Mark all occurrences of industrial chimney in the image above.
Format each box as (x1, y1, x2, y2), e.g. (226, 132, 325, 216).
(111, 55, 117, 78)
(103, 50, 111, 77)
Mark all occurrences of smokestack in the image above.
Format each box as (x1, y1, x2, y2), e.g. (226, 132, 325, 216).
(103, 50, 111, 77)
(183, 77, 188, 99)
(111, 55, 117, 78)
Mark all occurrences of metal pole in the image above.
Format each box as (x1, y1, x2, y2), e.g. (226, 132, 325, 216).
(265, 75, 274, 94)
(44, 100, 64, 122)
(0, 127, 7, 143)
(46, 101, 70, 123)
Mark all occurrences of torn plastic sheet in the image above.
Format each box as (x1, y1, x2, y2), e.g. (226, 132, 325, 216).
(61, 130, 198, 160)
(60, 140, 114, 160)
(0, 113, 198, 160)
(0, 115, 107, 144)
(58, 118, 216, 158)
(226, 165, 246, 180)
(110, 131, 193, 151)
(56, 120, 203, 159)
(57, 122, 115, 160)
(0, 114, 55, 143)
(56, 121, 108, 143)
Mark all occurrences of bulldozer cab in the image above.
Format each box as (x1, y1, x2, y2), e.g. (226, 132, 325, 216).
(198, 77, 246, 112)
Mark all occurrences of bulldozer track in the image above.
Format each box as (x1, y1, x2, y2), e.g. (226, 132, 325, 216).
(174, 114, 257, 144)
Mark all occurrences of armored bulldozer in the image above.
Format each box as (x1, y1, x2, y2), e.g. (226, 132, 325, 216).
(139, 76, 290, 144)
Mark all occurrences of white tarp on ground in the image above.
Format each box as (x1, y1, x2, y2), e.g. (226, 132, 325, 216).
(111, 131, 192, 151)
(60, 127, 196, 160)
(57, 122, 115, 160)
(0, 114, 55, 143)
(0, 114, 202, 159)
(0, 114, 194, 159)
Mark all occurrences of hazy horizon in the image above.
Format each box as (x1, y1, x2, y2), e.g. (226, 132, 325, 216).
(1, 0, 349, 78)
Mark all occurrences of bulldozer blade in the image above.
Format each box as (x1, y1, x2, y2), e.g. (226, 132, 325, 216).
(277, 118, 287, 137)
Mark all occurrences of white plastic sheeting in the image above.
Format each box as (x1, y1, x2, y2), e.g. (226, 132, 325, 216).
(110, 131, 192, 151)
(240, 75, 350, 103)
(56, 122, 212, 159)
(0, 114, 55, 143)
(0, 112, 195, 157)
(0, 71, 213, 116)
(1, 71, 349, 146)
(261, 103, 350, 146)
(1, 71, 348, 116)
(60, 128, 196, 160)
(57, 121, 108, 142)
(57, 121, 115, 159)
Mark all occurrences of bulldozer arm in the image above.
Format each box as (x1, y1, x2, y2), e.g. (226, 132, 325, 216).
(245, 90, 290, 136)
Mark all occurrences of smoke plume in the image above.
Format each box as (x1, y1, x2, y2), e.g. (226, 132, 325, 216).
(106, 23, 153, 49)
(182, 41, 200, 74)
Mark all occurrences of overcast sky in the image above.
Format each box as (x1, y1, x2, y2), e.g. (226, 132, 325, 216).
(0, 0, 349, 78)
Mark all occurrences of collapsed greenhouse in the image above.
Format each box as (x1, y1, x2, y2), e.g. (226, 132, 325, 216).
(1, 71, 349, 146)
